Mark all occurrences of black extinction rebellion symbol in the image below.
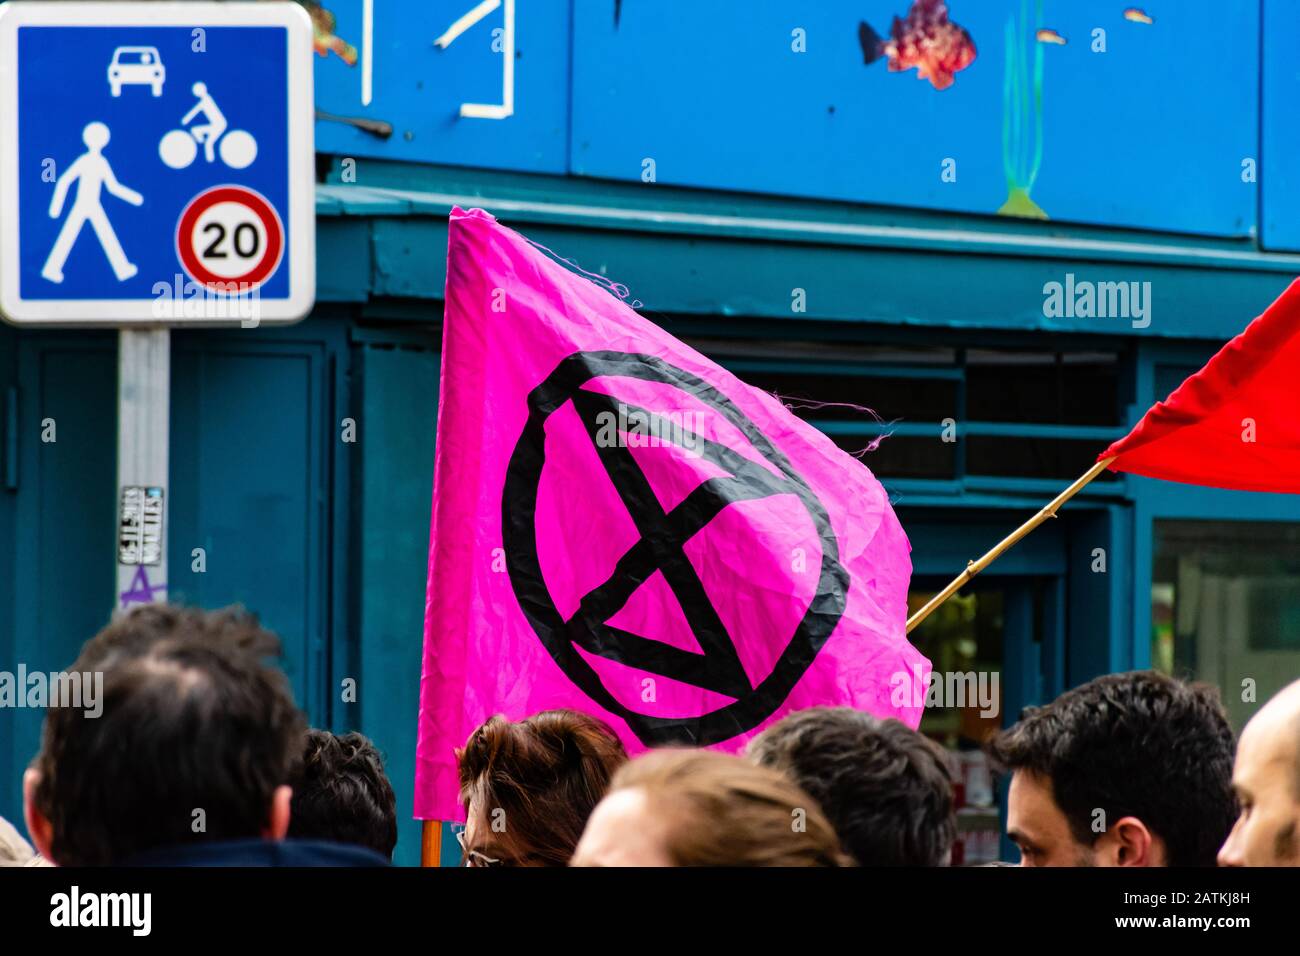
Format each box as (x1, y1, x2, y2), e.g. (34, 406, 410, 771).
(502, 352, 848, 746)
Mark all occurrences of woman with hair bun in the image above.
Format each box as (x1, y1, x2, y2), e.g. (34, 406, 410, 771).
(455, 709, 628, 867)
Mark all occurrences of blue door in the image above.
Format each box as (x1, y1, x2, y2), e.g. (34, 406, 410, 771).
(167, 323, 344, 723)
(0, 333, 117, 830)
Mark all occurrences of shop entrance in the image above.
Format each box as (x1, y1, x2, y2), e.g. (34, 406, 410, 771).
(905, 513, 1070, 864)
(907, 579, 1043, 863)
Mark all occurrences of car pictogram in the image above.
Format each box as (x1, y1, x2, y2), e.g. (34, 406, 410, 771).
(108, 46, 165, 97)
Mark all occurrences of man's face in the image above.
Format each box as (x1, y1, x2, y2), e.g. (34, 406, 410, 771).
(1006, 771, 1096, 867)
(570, 788, 673, 867)
(1006, 770, 1164, 866)
(1218, 717, 1300, 866)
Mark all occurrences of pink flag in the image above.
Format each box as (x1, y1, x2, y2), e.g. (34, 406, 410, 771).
(415, 207, 929, 821)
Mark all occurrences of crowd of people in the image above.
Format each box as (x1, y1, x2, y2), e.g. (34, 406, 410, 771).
(2, 603, 1298, 868)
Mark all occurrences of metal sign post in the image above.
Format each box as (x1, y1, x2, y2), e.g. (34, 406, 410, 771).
(116, 328, 169, 609)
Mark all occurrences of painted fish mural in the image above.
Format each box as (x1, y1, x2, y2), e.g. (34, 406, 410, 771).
(858, 0, 977, 91)
(299, 1, 358, 65)
(1036, 28, 1067, 45)
(1123, 7, 1155, 25)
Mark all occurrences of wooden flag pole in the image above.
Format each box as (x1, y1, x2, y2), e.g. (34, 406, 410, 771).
(905, 457, 1116, 634)
(421, 820, 442, 867)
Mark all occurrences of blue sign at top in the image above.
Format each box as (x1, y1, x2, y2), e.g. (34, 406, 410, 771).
(0, 2, 315, 325)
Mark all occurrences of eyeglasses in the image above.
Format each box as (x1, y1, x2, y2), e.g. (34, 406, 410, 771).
(455, 828, 504, 868)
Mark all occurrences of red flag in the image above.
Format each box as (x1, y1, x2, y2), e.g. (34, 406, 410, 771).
(1100, 279, 1300, 493)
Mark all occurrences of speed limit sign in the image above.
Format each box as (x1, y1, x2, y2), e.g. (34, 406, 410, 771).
(176, 185, 285, 292)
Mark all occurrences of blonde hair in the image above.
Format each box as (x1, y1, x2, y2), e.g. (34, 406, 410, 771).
(608, 749, 851, 867)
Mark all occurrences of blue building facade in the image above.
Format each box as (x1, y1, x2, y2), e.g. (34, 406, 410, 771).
(4, 0, 1300, 865)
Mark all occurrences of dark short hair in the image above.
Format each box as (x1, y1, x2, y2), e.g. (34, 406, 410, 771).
(289, 730, 397, 858)
(457, 710, 628, 866)
(986, 670, 1237, 867)
(748, 707, 956, 866)
(32, 605, 305, 866)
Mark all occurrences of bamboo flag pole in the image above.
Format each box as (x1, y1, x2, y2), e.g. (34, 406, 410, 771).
(905, 456, 1116, 634)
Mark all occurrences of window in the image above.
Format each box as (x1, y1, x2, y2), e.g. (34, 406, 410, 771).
(689, 338, 1127, 484)
(966, 350, 1120, 426)
(1152, 520, 1300, 731)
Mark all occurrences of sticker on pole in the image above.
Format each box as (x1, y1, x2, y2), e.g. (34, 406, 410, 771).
(118, 485, 165, 566)
(0, 2, 315, 326)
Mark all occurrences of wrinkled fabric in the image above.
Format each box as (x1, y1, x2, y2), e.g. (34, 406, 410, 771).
(415, 207, 928, 821)
(1101, 278, 1300, 492)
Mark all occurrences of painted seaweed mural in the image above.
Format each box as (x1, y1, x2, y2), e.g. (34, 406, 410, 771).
(998, 0, 1048, 219)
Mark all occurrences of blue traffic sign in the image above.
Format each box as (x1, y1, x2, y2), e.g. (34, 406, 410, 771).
(0, 2, 315, 325)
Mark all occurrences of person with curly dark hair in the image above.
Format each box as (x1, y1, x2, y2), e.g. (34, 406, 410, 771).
(289, 730, 398, 859)
(456, 709, 628, 866)
(746, 707, 956, 866)
(987, 670, 1237, 867)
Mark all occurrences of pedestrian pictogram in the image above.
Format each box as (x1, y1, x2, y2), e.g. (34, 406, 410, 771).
(42, 122, 145, 284)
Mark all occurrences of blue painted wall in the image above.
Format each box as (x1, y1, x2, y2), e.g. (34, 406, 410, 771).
(1261, 0, 1300, 249)
(573, 0, 1256, 235)
(315, 0, 1265, 237)
(314, 0, 570, 172)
